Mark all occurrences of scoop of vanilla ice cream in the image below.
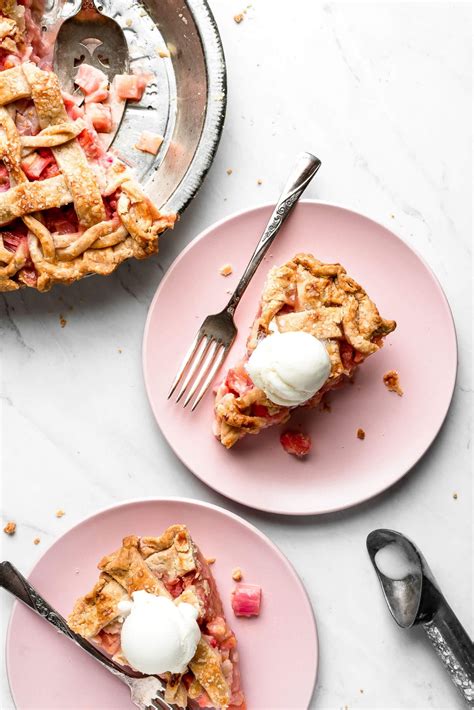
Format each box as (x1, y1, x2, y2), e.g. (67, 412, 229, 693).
(245, 331, 331, 407)
(118, 591, 200, 675)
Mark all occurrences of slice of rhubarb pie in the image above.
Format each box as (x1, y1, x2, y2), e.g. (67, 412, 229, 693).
(214, 253, 396, 449)
(68, 526, 245, 709)
(0, 1, 175, 292)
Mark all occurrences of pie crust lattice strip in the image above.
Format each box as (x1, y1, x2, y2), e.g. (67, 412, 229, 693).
(0, 4, 176, 292)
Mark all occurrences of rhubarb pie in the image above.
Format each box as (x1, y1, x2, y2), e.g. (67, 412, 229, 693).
(68, 526, 245, 709)
(0, 1, 175, 292)
(214, 253, 396, 448)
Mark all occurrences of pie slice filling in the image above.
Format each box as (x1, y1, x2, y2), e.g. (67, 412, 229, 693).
(68, 526, 245, 709)
(214, 253, 396, 449)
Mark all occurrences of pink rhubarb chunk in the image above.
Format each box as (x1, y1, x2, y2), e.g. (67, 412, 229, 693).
(84, 87, 109, 104)
(135, 131, 163, 155)
(280, 430, 312, 458)
(86, 103, 113, 133)
(114, 73, 152, 101)
(21, 151, 54, 180)
(75, 63, 108, 95)
(231, 583, 262, 617)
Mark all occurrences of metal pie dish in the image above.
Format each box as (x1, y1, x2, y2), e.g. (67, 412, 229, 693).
(43, 0, 227, 215)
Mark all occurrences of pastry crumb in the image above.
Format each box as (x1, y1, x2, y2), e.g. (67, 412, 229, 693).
(219, 263, 233, 277)
(55, 509, 65, 518)
(206, 557, 216, 565)
(357, 428, 366, 440)
(59, 314, 67, 328)
(33, 537, 40, 545)
(3, 521, 16, 535)
(234, 13, 244, 23)
(156, 46, 170, 58)
(125, 18, 132, 27)
(453, 492, 458, 500)
(257, 178, 262, 185)
(118, 348, 122, 354)
(359, 689, 364, 694)
(232, 567, 243, 581)
(321, 400, 331, 413)
(226, 167, 233, 175)
(383, 370, 403, 396)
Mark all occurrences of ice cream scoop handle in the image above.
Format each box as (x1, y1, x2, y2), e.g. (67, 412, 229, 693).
(423, 600, 474, 706)
(226, 151, 321, 314)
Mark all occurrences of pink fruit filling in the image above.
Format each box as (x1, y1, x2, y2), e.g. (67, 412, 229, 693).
(280, 430, 312, 458)
(231, 584, 262, 618)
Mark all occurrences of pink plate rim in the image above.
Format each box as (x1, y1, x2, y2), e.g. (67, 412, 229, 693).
(6, 496, 319, 706)
(142, 199, 457, 515)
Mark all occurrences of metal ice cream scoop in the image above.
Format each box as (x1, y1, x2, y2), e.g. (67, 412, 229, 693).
(367, 529, 474, 706)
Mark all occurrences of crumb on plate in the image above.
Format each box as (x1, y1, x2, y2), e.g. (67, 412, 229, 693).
(383, 370, 403, 396)
(156, 47, 170, 58)
(59, 314, 67, 328)
(3, 521, 16, 535)
(357, 428, 366, 440)
(33, 537, 40, 545)
(257, 179, 262, 185)
(234, 13, 244, 23)
(55, 509, 65, 518)
(206, 557, 216, 565)
(453, 492, 458, 500)
(226, 168, 233, 175)
(232, 567, 243, 582)
(219, 263, 233, 277)
(321, 400, 331, 413)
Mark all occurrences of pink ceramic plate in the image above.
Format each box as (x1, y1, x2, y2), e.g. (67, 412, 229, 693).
(7, 498, 317, 709)
(143, 201, 457, 515)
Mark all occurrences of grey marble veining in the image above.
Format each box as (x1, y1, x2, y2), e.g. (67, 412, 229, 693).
(0, 1, 472, 708)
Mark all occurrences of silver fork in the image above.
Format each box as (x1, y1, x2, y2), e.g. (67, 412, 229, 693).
(168, 151, 322, 410)
(0, 561, 177, 710)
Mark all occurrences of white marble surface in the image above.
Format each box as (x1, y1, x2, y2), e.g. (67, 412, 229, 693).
(1, 1, 472, 708)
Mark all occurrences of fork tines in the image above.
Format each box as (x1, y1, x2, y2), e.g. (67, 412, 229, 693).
(168, 330, 227, 410)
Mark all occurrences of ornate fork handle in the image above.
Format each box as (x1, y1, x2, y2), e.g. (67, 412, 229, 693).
(226, 151, 321, 314)
(0, 561, 137, 677)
